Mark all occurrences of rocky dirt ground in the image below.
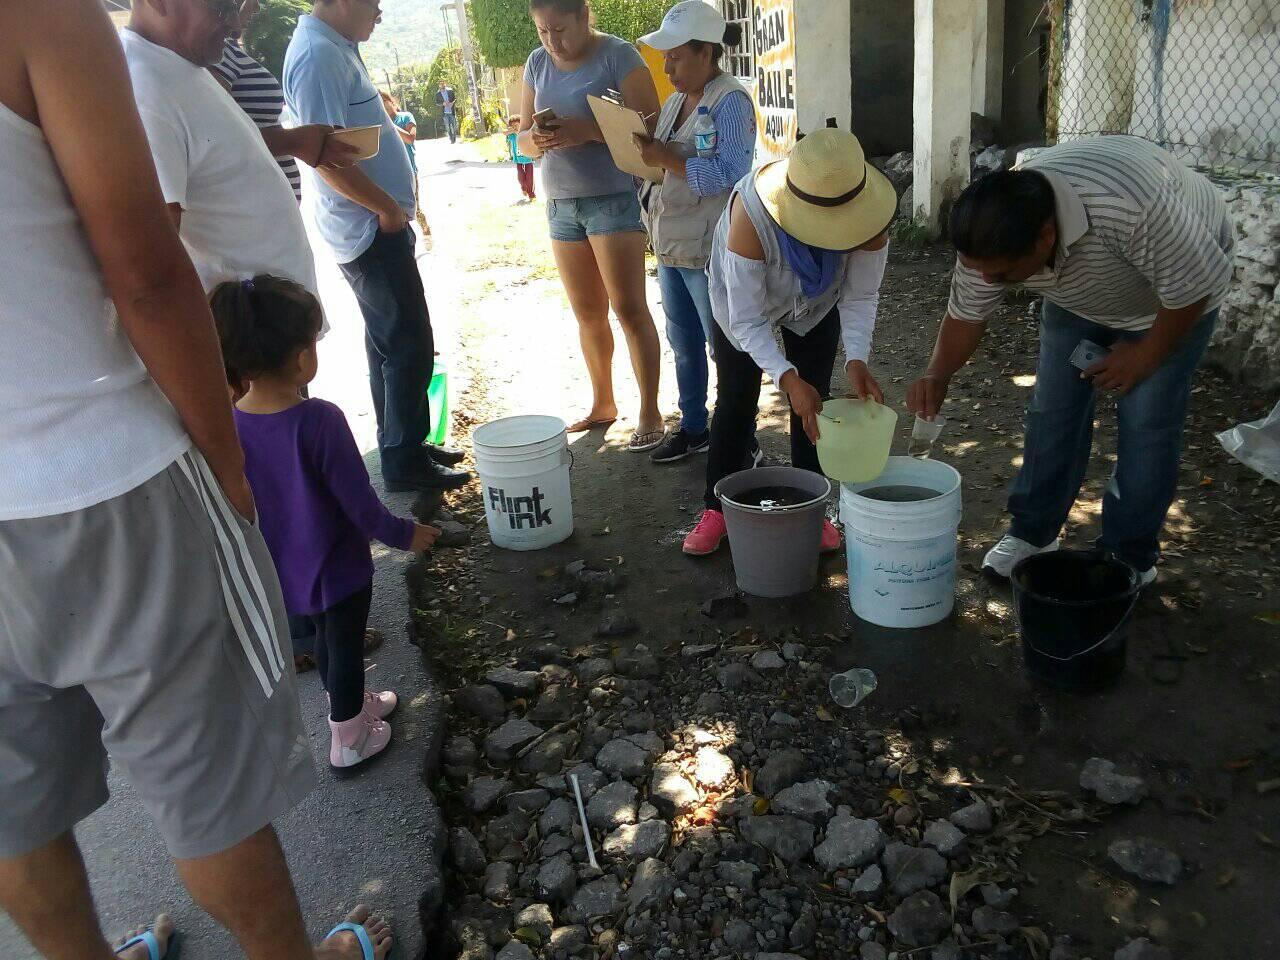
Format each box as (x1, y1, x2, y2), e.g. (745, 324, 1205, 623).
(408, 154, 1280, 960)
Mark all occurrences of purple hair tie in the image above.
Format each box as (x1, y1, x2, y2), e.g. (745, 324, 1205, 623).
(241, 278, 255, 292)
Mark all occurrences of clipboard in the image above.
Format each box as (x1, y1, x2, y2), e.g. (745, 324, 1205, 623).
(587, 94, 665, 184)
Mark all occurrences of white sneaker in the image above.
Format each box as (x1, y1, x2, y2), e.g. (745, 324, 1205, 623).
(1137, 566, 1157, 588)
(982, 535, 1060, 579)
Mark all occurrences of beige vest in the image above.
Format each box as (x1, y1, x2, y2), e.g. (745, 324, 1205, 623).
(640, 71, 749, 269)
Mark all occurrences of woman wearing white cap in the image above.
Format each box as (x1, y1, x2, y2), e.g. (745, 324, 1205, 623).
(632, 1, 756, 465)
(681, 127, 898, 557)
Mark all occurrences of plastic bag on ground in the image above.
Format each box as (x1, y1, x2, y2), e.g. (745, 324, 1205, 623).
(1217, 400, 1280, 483)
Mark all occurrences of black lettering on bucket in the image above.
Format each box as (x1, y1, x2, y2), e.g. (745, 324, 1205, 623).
(487, 485, 554, 530)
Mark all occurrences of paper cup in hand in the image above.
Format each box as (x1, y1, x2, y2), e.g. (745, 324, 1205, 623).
(328, 124, 382, 160)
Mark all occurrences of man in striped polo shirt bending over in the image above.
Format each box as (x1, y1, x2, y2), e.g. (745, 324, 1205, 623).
(908, 135, 1235, 585)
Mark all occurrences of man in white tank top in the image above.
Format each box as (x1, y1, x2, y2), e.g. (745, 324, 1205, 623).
(0, 3, 391, 959)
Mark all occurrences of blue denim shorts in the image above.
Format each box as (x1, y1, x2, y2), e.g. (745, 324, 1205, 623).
(546, 190, 643, 243)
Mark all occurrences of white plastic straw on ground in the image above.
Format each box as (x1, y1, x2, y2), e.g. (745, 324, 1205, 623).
(570, 773, 599, 869)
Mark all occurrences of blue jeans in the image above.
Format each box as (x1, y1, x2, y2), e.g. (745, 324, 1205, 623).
(337, 227, 435, 484)
(1008, 301, 1217, 571)
(658, 264, 715, 435)
(443, 111, 458, 143)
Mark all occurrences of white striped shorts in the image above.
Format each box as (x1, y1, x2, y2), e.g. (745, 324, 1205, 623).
(0, 449, 316, 859)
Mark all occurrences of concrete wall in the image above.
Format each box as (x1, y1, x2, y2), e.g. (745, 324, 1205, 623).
(1000, 0, 1049, 144)
(1128, 0, 1280, 171)
(849, 0, 914, 155)
(911, 0, 976, 235)
(848, 0, 1047, 157)
(795, 0, 853, 135)
(972, 0, 1005, 120)
(1211, 181, 1280, 391)
(1057, 0, 1279, 172)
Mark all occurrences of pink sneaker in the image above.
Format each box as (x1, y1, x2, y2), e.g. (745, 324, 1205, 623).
(329, 713, 392, 773)
(683, 509, 728, 556)
(363, 690, 398, 720)
(326, 690, 398, 721)
(820, 519, 842, 553)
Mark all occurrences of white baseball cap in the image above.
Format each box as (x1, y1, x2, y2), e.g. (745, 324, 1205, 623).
(639, 1, 728, 51)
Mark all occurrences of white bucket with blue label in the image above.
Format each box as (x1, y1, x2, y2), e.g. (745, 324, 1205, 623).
(839, 456, 963, 628)
(472, 415, 573, 551)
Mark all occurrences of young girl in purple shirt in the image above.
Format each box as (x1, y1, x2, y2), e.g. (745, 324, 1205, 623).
(212, 276, 439, 773)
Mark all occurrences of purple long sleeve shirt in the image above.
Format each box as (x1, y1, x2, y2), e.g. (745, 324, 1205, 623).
(234, 399, 414, 616)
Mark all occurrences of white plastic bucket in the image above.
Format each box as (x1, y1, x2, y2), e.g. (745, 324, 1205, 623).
(839, 456, 963, 628)
(472, 415, 573, 551)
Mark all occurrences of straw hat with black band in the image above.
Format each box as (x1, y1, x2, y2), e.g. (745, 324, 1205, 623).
(755, 128, 897, 252)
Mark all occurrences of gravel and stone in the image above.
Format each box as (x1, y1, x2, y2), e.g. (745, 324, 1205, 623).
(435, 629, 1161, 958)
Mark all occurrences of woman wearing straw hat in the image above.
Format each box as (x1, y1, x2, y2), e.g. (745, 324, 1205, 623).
(682, 127, 897, 556)
(631, 1, 755, 465)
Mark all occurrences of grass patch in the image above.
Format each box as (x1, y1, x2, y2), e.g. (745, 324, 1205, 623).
(890, 217, 932, 253)
(457, 132, 514, 165)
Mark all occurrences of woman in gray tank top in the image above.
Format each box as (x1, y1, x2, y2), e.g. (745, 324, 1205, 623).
(514, 0, 668, 453)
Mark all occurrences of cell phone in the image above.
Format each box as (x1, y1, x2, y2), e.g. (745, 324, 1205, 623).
(1070, 339, 1111, 371)
(532, 108, 560, 130)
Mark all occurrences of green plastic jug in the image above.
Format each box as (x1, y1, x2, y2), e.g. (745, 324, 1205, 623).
(427, 358, 449, 446)
(815, 397, 898, 483)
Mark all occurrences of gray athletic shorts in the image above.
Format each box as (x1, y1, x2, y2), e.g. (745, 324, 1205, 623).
(0, 449, 316, 860)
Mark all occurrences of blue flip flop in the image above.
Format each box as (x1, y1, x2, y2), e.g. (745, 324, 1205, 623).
(115, 927, 181, 960)
(326, 921, 376, 960)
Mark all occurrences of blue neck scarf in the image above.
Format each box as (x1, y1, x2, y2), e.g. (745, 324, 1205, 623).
(774, 224, 843, 299)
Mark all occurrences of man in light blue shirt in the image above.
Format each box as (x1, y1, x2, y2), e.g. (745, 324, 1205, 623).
(284, 0, 468, 490)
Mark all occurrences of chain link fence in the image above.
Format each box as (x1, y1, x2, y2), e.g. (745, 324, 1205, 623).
(1046, 0, 1280, 175)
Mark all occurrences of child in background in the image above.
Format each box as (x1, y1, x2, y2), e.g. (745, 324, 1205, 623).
(506, 115, 536, 203)
(211, 275, 439, 774)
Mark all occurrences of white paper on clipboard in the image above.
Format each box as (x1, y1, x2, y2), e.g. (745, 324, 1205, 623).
(587, 94, 665, 184)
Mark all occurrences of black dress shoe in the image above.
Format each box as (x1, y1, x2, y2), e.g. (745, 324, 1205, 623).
(425, 443, 466, 467)
(385, 460, 472, 492)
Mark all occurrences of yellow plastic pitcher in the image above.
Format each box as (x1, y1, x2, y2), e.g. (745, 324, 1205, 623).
(815, 398, 899, 483)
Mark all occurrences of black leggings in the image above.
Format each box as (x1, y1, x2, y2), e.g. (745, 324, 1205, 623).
(303, 584, 372, 723)
(704, 305, 840, 509)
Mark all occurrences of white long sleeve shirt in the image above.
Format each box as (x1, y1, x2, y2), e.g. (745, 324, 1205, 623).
(715, 242, 889, 385)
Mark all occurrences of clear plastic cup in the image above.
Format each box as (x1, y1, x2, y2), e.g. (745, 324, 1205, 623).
(908, 414, 947, 459)
(829, 668, 878, 708)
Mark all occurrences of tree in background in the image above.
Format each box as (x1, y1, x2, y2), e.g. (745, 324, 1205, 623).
(242, 0, 309, 79)
(384, 62, 435, 133)
(592, 0, 668, 45)
(471, 0, 539, 68)
(472, 0, 668, 69)
(423, 46, 471, 135)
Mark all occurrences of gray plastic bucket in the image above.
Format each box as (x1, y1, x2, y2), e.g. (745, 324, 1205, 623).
(715, 466, 832, 598)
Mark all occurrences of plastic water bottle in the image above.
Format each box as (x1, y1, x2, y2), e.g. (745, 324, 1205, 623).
(829, 668, 878, 708)
(693, 106, 718, 158)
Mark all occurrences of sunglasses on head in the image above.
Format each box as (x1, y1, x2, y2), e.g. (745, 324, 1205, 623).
(200, 0, 246, 25)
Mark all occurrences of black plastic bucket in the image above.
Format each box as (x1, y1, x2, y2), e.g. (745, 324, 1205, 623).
(1011, 549, 1140, 691)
